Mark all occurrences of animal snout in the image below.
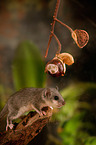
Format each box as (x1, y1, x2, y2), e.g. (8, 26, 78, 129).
(62, 100, 65, 105)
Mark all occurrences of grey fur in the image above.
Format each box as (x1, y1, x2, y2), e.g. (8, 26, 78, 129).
(0, 87, 65, 130)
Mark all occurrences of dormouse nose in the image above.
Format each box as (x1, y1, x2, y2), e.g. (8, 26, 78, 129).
(62, 100, 65, 105)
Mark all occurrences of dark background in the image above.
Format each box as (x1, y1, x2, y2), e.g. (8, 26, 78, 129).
(0, 0, 96, 145)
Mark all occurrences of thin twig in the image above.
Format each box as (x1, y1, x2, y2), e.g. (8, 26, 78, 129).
(51, 32, 61, 54)
(54, 17, 73, 33)
(45, 0, 61, 58)
(52, 0, 61, 32)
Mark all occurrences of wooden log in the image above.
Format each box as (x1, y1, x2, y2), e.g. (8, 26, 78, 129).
(0, 107, 52, 145)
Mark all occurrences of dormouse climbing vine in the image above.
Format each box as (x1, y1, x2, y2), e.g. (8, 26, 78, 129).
(45, 0, 89, 77)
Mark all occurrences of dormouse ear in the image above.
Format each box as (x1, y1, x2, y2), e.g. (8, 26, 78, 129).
(56, 86, 59, 91)
(44, 88, 51, 98)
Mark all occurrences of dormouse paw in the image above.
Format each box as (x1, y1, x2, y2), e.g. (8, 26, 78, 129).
(6, 124, 14, 131)
(49, 106, 53, 110)
(42, 111, 46, 116)
(39, 112, 44, 116)
(39, 111, 46, 116)
(9, 124, 14, 129)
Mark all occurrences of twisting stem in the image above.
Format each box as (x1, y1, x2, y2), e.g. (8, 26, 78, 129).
(54, 17, 73, 33)
(52, 32, 61, 54)
(45, 0, 61, 58)
(44, 34, 53, 58)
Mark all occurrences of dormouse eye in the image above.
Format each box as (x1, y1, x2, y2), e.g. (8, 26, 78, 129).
(54, 96, 59, 100)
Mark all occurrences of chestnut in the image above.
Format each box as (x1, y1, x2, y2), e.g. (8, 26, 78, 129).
(45, 53, 74, 77)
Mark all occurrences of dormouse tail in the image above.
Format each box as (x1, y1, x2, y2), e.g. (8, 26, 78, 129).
(0, 103, 8, 120)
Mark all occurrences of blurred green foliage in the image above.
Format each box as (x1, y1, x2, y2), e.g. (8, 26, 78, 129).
(52, 83, 96, 145)
(0, 85, 13, 110)
(0, 85, 6, 109)
(84, 137, 96, 145)
(12, 41, 46, 90)
(57, 83, 96, 123)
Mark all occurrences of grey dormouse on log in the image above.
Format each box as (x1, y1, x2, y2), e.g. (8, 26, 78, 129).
(0, 87, 65, 131)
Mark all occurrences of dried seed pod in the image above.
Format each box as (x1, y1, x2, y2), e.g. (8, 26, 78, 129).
(53, 18, 89, 48)
(71, 29, 89, 48)
(45, 53, 74, 77)
(56, 53, 74, 65)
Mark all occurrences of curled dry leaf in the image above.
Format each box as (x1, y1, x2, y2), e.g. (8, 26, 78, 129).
(56, 53, 74, 65)
(71, 29, 89, 48)
(45, 53, 74, 77)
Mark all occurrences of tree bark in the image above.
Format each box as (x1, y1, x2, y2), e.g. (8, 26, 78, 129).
(0, 107, 52, 145)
